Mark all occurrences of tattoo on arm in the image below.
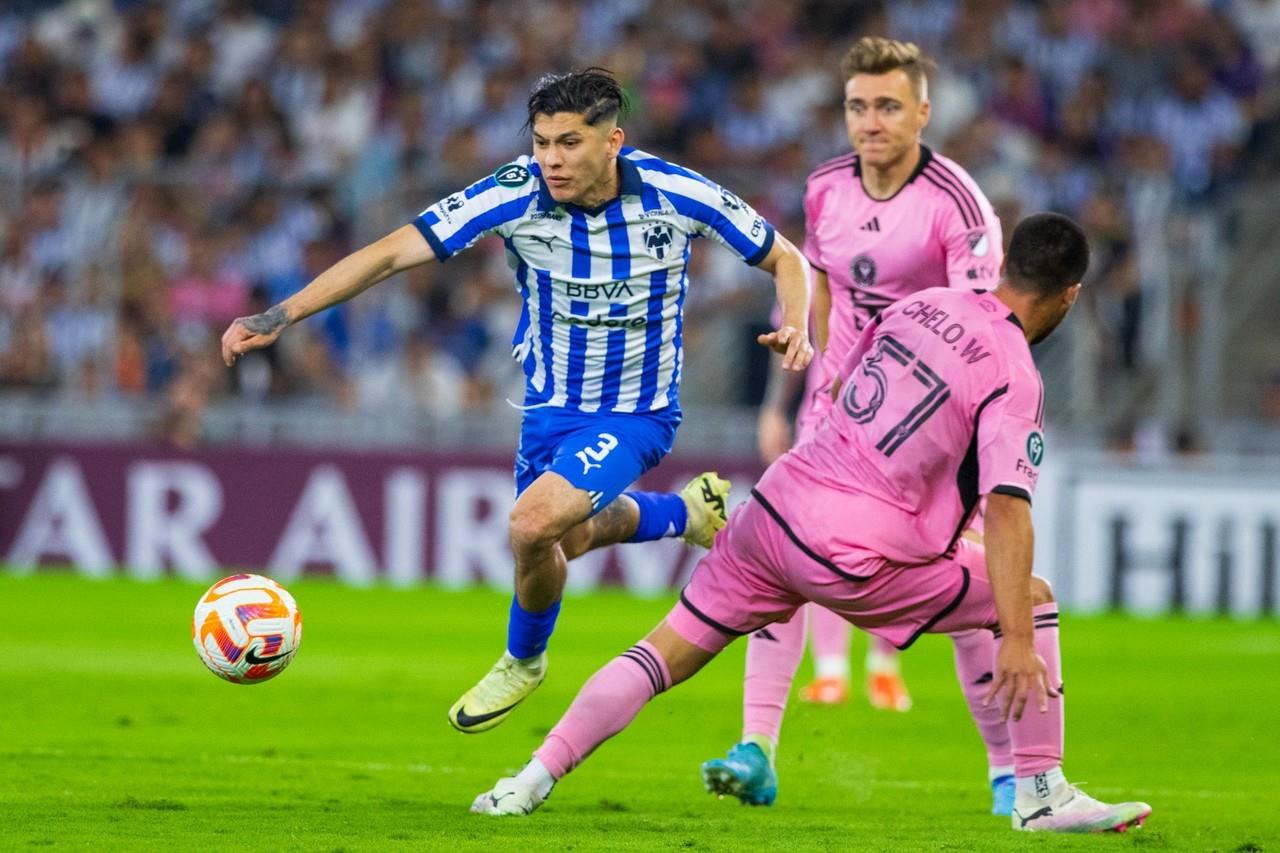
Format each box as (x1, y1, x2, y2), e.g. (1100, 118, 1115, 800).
(241, 305, 288, 335)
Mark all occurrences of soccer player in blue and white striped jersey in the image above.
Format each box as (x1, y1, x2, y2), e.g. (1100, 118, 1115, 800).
(221, 68, 813, 733)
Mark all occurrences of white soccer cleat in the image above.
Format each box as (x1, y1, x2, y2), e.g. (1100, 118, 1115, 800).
(1013, 781, 1151, 833)
(470, 777, 548, 816)
(680, 472, 731, 549)
(448, 652, 547, 733)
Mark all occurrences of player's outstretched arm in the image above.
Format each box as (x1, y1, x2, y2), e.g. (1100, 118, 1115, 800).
(220, 225, 436, 366)
(982, 493, 1059, 722)
(754, 234, 813, 372)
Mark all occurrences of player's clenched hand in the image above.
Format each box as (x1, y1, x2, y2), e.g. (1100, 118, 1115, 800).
(220, 305, 289, 367)
(984, 638, 1059, 722)
(756, 326, 813, 372)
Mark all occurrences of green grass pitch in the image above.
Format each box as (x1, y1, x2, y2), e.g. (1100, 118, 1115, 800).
(2, 571, 1277, 852)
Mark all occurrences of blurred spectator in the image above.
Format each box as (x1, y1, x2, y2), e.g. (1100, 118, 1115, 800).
(1228, 0, 1280, 72)
(1150, 53, 1247, 199)
(167, 229, 250, 337)
(990, 55, 1050, 139)
(1078, 191, 1140, 371)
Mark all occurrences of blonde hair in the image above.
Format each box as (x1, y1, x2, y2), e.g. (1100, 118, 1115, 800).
(840, 37, 932, 100)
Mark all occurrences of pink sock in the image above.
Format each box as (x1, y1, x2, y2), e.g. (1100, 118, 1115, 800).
(999, 604, 1064, 777)
(742, 608, 807, 742)
(809, 604, 853, 675)
(534, 641, 671, 778)
(951, 628, 1014, 769)
(871, 633, 897, 658)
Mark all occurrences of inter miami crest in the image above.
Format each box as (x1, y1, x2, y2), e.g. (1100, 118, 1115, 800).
(642, 222, 675, 260)
(851, 253, 877, 286)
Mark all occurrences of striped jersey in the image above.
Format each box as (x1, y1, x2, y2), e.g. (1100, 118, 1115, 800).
(411, 147, 776, 414)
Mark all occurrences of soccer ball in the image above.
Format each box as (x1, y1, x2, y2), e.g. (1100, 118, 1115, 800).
(192, 573, 302, 684)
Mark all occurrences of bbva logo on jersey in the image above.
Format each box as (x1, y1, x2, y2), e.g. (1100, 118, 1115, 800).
(642, 222, 675, 260)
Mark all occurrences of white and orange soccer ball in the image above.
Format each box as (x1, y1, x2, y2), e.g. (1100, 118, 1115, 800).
(192, 574, 302, 684)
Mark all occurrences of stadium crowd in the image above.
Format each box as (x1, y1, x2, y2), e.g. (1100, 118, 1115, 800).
(0, 0, 1276, 445)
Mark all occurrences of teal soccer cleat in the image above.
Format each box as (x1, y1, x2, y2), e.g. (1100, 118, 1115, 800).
(991, 774, 1016, 816)
(700, 742, 778, 806)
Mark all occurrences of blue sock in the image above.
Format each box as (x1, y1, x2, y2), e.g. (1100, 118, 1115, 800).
(624, 491, 687, 542)
(507, 597, 561, 659)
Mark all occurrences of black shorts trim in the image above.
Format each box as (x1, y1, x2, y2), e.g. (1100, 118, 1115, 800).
(679, 590, 748, 637)
(750, 489, 869, 583)
(896, 565, 972, 651)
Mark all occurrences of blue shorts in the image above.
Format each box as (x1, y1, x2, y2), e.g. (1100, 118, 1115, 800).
(515, 406, 681, 515)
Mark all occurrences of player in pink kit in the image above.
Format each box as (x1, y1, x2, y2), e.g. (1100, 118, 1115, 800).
(472, 213, 1152, 834)
(741, 37, 1015, 813)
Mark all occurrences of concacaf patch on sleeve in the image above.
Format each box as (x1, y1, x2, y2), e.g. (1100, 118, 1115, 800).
(495, 163, 531, 187)
(1026, 431, 1045, 467)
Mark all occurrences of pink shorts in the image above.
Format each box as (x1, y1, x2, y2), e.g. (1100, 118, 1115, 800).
(669, 490, 999, 653)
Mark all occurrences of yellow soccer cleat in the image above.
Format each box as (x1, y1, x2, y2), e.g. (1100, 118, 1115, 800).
(680, 472, 731, 549)
(448, 652, 547, 733)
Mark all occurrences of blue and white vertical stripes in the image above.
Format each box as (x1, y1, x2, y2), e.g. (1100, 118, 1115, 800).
(412, 147, 776, 414)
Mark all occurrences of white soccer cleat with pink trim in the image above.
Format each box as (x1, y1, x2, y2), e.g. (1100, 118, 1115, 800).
(1012, 782, 1151, 833)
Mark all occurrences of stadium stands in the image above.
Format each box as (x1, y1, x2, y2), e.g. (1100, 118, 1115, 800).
(0, 0, 1276, 452)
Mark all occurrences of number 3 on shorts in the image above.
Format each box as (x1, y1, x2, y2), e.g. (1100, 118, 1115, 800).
(575, 433, 619, 475)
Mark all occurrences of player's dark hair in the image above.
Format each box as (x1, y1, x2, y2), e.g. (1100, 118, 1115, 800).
(525, 67, 629, 132)
(1005, 213, 1090, 297)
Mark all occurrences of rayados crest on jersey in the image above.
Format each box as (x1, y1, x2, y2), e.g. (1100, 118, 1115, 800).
(495, 163, 531, 187)
(642, 221, 675, 260)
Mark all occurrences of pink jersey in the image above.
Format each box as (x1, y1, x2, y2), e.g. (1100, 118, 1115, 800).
(798, 147, 1003, 435)
(756, 287, 1045, 568)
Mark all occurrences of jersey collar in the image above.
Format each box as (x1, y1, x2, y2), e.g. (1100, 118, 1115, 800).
(852, 144, 934, 198)
(535, 153, 644, 216)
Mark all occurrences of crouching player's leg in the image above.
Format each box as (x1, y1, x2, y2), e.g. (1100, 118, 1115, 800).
(991, 577, 1149, 832)
(949, 627, 1016, 814)
(925, 549, 1150, 833)
(471, 495, 799, 814)
(470, 617, 724, 815)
